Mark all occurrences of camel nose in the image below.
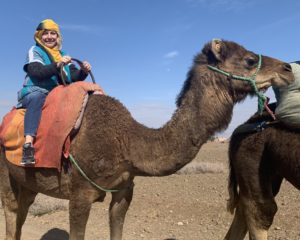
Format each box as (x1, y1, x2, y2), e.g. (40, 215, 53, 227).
(283, 63, 292, 72)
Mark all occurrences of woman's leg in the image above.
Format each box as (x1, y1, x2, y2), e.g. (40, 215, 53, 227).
(20, 91, 47, 164)
(22, 91, 47, 139)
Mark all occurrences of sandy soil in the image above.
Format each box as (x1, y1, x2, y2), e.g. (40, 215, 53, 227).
(0, 142, 299, 240)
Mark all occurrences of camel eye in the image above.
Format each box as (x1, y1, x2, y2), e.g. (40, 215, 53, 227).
(245, 58, 256, 67)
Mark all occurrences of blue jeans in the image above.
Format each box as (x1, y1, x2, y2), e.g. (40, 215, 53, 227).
(19, 91, 47, 137)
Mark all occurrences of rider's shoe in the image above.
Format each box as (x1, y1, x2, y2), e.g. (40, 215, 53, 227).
(20, 143, 36, 165)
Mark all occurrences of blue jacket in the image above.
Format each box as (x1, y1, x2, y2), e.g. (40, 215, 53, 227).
(17, 45, 71, 102)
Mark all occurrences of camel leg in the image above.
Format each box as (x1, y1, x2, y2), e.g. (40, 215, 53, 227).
(240, 194, 277, 240)
(224, 202, 248, 240)
(0, 175, 37, 240)
(109, 183, 134, 240)
(69, 190, 94, 240)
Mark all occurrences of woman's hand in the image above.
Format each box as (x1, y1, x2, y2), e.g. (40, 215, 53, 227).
(57, 55, 72, 68)
(81, 61, 92, 73)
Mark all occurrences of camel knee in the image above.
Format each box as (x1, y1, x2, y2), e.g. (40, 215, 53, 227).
(256, 200, 277, 229)
(241, 196, 277, 237)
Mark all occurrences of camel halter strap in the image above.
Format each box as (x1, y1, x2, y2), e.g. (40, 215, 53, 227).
(60, 58, 96, 86)
(207, 54, 273, 116)
(69, 154, 119, 192)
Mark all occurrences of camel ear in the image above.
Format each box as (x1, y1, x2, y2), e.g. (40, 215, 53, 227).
(211, 38, 223, 61)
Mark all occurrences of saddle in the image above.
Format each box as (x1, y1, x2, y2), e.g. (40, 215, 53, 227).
(0, 82, 103, 170)
(233, 102, 279, 135)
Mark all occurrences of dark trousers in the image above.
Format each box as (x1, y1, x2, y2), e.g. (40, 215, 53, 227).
(20, 91, 47, 137)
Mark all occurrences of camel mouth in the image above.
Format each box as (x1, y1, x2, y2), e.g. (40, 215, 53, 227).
(273, 72, 295, 87)
(256, 82, 271, 92)
(260, 87, 268, 93)
(255, 72, 294, 91)
(257, 86, 269, 93)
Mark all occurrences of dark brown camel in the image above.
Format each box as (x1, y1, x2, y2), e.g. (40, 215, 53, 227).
(225, 106, 300, 240)
(0, 39, 294, 240)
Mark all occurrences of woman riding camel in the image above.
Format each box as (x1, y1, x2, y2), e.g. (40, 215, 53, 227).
(17, 19, 94, 165)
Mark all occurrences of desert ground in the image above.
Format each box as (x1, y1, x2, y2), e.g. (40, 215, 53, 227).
(0, 141, 299, 240)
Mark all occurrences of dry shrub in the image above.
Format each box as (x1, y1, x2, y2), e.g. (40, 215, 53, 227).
(0, 163, 224, 216)
(176, 161, 225, 175)
(29, 194, 68, 216)
(0, 195, 67, 217)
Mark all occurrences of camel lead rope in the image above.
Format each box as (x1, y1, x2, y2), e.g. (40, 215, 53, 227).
(69, 154, 119, 192)
(264, 98, 276, 120)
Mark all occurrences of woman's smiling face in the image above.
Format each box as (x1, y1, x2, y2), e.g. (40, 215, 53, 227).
(41, 30, 58, 49)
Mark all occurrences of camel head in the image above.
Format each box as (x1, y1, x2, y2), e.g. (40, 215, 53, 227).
(201, 39, 294, 95)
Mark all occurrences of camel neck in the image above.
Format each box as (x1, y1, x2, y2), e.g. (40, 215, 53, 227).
(131, 71, 234, 176)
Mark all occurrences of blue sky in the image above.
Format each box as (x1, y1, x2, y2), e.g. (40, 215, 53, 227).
(1, 0, 300, 137)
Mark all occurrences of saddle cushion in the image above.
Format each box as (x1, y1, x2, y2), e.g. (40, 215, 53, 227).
(0, 81, 102, 169)
(0, 108, 25, 164)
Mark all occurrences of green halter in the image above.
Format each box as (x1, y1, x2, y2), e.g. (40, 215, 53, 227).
(207, 54, 267, 113)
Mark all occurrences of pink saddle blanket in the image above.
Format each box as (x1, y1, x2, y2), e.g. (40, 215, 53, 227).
(0, 81, 103, 169)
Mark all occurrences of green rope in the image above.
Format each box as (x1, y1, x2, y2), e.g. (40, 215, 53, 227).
(69, 154, 119, 192)
(207, 54, 267, 113)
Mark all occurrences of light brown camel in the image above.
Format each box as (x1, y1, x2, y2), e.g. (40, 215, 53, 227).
(225, 104, 300, 240)
(0, 39, 294, 240)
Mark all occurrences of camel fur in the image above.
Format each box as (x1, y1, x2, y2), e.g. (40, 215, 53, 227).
(0, 39, 294, 240)
(225, 107, 300, 240)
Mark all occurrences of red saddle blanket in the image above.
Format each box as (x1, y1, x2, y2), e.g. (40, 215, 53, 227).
(0, 82, 103, 169)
